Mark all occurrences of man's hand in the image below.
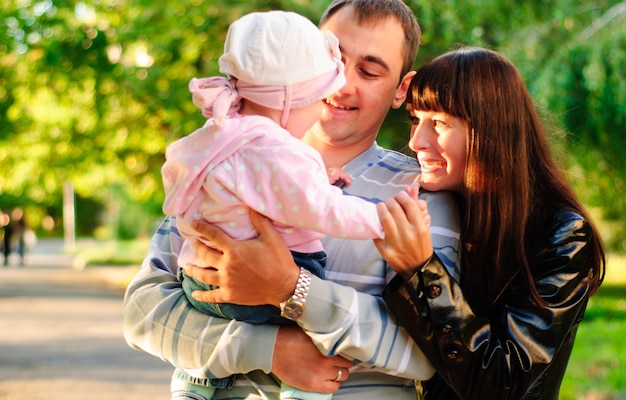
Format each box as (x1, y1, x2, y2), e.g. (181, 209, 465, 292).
(273, 326, 353, 393)
(183, 210, 300, 307)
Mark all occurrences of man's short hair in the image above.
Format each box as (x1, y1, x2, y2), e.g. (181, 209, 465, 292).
(320, 0, 421, 80)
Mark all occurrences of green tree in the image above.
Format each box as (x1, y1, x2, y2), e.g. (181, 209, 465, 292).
(1, 0, 624, 248)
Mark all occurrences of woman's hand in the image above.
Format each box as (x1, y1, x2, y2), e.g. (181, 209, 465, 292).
(182, 210, 300, 307)
(273, 326, 353, 393)
(374, 187, 433, 280)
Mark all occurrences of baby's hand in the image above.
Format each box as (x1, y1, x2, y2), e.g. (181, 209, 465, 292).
(327, 167, 352, 188)
(416, 198, 431, 228)
(404, 175, 430, 227)
(374, 184, 433, 279)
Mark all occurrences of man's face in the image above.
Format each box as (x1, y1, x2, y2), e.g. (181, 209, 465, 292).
(305, 5, 411, 156)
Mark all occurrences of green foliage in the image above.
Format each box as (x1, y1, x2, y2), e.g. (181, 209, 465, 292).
(1, 0, 625, 247)
(527, 5, 626, 251)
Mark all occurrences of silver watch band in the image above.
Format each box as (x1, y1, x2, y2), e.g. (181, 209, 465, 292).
(293, 269, 311, 300)
(279, 268, 312, 320)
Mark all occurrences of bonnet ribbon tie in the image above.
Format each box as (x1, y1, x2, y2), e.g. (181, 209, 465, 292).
(189, 77, 241, 127)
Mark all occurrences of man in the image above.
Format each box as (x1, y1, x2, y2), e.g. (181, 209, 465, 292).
(123, 1, 460, 398)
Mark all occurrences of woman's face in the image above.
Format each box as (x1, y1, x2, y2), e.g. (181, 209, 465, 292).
(408, 109, 467, 192)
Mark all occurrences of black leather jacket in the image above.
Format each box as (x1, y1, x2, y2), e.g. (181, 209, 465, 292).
(382, 210, 595, 400)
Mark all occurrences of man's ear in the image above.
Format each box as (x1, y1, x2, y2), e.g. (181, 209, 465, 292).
(391, 70, 416, 109)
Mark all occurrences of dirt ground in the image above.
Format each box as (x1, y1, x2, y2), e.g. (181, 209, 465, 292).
(0, 240, 173, 400)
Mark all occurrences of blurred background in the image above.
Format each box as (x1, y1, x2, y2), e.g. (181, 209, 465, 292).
(0, 1, 624, 398)
(1, 0, 624, 249)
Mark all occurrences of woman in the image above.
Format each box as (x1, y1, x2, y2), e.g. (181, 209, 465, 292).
(377, 47, 605, 399)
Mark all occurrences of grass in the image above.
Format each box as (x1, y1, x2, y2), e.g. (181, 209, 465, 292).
(73, 238, 150, 267)
(560, 253, 626, 400)
(69, 238, 151, 289)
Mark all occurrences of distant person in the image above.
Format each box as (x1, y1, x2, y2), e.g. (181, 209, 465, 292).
(1, 210, 11, 266)
(2, 208, 33, 267)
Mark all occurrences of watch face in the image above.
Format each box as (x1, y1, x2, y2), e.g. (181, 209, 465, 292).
(282, 301, 304, 320)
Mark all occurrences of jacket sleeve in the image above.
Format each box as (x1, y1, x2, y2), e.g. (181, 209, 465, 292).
(122, 216, 278, 379)
(382, 211, 595, 399)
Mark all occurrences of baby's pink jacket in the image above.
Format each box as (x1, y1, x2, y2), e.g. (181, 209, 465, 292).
(162, 114, 382, 268)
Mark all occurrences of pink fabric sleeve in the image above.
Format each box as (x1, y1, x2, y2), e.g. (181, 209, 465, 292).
(212, 140, 383, 241)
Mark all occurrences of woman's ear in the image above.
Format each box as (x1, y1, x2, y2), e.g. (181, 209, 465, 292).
(391, 70, 416, 109)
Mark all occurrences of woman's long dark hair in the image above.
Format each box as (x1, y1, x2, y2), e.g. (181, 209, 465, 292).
(408, 47, 605, 311)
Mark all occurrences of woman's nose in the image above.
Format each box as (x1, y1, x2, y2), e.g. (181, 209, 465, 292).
(409, 123, 428, 152)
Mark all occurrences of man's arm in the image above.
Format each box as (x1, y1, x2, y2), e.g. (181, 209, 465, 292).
(123, 216, 356, 394)
(187, 190, 460, 381)
(297, 274, 435, 379)
(296, 190, 459, 378)
(185, 214, 437, 380)
(122, 216, 278, 378)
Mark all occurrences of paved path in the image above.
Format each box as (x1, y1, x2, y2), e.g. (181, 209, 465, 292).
(0, 240, 173, 400)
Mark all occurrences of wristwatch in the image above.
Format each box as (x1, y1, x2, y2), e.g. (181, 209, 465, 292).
(280, 268, 312, 321)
